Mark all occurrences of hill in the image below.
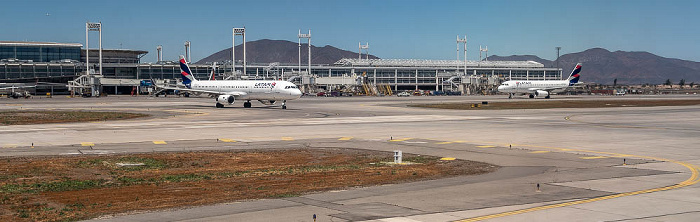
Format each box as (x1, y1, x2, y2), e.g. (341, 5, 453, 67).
(196, 39, 379, 65)
(488, 48, 700, 84)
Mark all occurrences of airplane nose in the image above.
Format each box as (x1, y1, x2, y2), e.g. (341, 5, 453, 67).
(292, 89, 302, 98)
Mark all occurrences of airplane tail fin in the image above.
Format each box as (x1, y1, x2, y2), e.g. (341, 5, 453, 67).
(179, 55, 197, 88)
(209, 62, 217, 81)
(566, 63, 582, 86)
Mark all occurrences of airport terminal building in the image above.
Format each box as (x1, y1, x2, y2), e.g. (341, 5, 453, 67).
(0, 41, 562, 95)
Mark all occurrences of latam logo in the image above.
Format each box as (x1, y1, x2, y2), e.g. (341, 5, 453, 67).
(515, 81, 532, 85)
(254, 82, 277, 88)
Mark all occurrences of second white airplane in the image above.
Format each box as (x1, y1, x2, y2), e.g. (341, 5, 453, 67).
(497, 63, 582, 99)
(157, 56, 302, 109)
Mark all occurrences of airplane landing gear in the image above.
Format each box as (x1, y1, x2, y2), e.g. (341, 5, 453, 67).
(509, 93, 513, 99)
(529, 94, 534, 99)
(282, 100, 287, 110)
(215, 103, 224, 108)
(545, 95, 551, 99)
(244, 101, 252, 108)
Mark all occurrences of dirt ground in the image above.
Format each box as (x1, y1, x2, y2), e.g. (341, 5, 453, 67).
(0, 111, 148, 125)
(410, 99, 700, 110)
(0, 148, 496, 222)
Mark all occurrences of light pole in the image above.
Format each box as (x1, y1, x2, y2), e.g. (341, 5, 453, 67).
(457, 35, 467, 74)
(86, 22, 102, 75)
(359, 42, 369, 60)
(233, 27, 246, 75)
(555, 46, 561, 68)
(298, 29, 311, 74)
(184, 41, 191, 63)
(480, 45, 488, 61)
(156, 45, 162, 62)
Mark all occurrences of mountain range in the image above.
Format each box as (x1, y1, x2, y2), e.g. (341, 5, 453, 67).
(197, 39, 379, 65)
(488, 48, 700, 84)
(198, 39, 700, 84)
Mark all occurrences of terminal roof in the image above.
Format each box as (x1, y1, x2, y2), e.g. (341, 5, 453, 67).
(334, 58, 544, 68)
(0, 41, 83, 47)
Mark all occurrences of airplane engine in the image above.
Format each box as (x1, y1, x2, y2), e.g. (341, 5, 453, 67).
(9, 92, 29, 99)
(216, 95, 235, 104)
(258, 100, 276, 105)
(534, 90, 549, 97)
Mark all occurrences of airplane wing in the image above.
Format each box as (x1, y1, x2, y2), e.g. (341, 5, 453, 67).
(527, 86, 567, 93)
(156, 85, 247, 97)
(0, 85, 36, 90)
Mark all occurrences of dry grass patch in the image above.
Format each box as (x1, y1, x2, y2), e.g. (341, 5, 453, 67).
(0, 149, 496, 222)
(0, 111, 148, 125)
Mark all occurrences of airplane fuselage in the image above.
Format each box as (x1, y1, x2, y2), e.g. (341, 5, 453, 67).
(497, 63, 582, 99)
(497, 80, 569, 94)
(189, 80, 301, 101)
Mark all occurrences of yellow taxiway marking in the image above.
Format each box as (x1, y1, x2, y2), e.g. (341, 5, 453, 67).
(81, 142, 95, 146)
(456, 142, 700, 222)
(153, 141, 167, 145)
(218, 138, 236, 142)
(3, 144, 18, 148)
(389, 138, 412, 142)
(436, 141, 454, 144)
(5, 104, 23, 106)
(529, 151, 551, 154)
(338, 137, 353, 141)
(476, 145, 496, 148)
(281, 137, 295, 141)
(580, 156, 609, 159)
(440, 157, 456, 161)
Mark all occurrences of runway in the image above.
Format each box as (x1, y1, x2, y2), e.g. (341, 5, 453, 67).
(2, 95, 700, 221)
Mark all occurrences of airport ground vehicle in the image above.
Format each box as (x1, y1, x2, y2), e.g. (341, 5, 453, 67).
(397, 91, 411, 97)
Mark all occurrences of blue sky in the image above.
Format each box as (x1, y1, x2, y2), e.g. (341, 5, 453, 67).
(1, 0, 698, 63)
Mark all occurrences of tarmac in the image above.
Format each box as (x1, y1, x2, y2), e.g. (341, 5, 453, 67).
(1, 95, 699, 222)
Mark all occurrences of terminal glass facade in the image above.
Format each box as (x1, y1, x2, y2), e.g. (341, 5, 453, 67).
(0, 46, 81, 62)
